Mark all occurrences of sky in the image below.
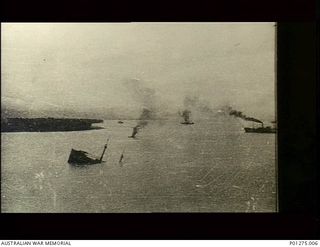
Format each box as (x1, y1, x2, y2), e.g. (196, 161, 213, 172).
(1, 23, 276, 120)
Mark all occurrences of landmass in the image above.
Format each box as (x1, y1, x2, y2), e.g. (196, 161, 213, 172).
(1, 118, 103, 132)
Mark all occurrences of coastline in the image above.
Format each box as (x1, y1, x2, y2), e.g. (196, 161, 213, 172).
(1, 118, 104, 132)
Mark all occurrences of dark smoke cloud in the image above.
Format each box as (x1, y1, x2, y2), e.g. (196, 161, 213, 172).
(137, 108, 152, 127)
(130, 108, 153, 138)
(123, 78, 158, 114)
(124, 79, 164, 138)
(227, 107, 263, 124)
(183, 95, 214, 114)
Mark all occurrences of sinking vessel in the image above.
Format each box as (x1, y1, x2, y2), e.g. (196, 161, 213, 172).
(68, 140, 109, 165)
(129, 126, 139, 138)
(68, 149, 103, 164)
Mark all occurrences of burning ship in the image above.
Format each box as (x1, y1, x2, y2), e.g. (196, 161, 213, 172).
(129, 108, 151, 138)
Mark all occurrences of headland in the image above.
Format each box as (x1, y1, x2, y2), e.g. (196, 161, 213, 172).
(1, 118, 103, 132)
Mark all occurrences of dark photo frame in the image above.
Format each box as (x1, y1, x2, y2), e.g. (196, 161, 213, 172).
(0, 0, 318, 240)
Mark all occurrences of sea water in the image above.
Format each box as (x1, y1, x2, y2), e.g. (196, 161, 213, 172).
(1, 117, 276, 212)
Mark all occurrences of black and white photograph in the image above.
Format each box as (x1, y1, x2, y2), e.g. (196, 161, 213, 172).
(1, 23, 277, 213)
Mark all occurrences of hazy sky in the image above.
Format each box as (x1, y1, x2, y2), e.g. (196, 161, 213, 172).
(1, 23, 275, 119)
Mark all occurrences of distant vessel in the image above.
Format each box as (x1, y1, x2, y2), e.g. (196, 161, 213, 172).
(244, 122, 276, 134)
(118, 121, 124, 124)
(181, 121, 194, 125)
(244, 127, 276, 133)
(68, 139, 109, 165)
(180, 110, 194, 125)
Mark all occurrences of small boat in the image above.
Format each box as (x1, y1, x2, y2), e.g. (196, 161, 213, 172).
(118, 121, 124, 124)
(68, 139, 109, 165)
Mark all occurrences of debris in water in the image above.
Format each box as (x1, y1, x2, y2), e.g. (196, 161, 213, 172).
(119, 149, 125, 164)
(129, 125, 140, 138)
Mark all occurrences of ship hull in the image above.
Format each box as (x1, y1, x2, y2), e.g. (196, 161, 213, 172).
(181, 122, 194, 125)
(244, 127, 276, 133)
(67, 149, 101, 165)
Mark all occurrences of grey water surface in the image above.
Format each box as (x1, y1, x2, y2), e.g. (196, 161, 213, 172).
(1, 117, 276, 213)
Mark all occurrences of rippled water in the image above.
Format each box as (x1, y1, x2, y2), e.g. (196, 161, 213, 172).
(1, 117, 276, 212)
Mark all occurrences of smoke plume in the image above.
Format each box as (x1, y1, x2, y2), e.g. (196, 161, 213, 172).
(137, 108, 152, 127)
(130, 108, 153, 138)
(183, 95, 214, 114)
(123, 78, 159, 116)
(227, 107, 263, 124)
